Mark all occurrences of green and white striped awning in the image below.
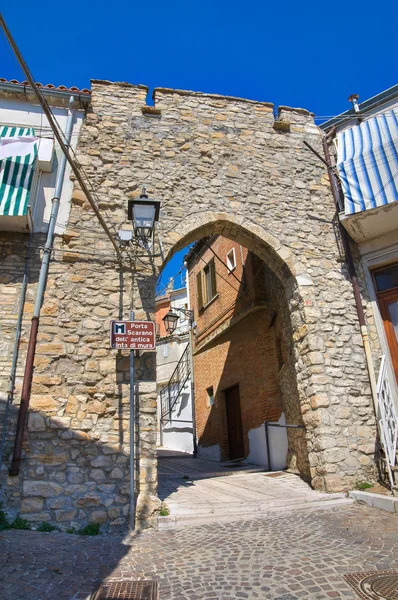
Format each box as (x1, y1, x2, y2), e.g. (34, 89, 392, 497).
(0, 126, 38, 217)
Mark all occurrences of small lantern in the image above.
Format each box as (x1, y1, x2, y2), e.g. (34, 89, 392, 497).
(128, 187, 161, 240)
(162, 309, 180, 335)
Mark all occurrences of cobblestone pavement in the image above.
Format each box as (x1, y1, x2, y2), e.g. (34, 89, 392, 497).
(1, 504, 398, 600)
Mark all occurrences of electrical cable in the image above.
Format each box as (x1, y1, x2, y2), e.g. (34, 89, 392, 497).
(186, 242, 241, 293)
(156, 265, 186, 298)
(195, 255, 269, 338)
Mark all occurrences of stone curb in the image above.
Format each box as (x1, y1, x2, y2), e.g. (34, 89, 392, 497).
(349, 490, 398, 513)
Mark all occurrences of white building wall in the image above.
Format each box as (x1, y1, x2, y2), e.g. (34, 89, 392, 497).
(247, 413, 288, 470)
(156, 287, 194, 454)
(0, 97, 85, 234)
(156, 336, 193, 454)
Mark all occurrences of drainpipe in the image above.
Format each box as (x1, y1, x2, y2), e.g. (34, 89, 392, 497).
(0, 234, 32, 476)
(9, 97, 75, 476)
(321, 136, 379, 416)
(184, 260, 197, 456)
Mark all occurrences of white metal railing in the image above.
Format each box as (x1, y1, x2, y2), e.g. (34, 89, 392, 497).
(376, 355, 398, 488)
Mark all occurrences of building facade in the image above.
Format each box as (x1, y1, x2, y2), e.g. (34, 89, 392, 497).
(186, 236, 288, 469)
(321, 85, 398, 487)
(0, 80, 90, 523)
(0, 77, 381, 530)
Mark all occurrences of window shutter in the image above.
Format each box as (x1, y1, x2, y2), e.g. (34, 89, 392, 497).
(197, 270, 203, 309)
(210, 259, 217, 297)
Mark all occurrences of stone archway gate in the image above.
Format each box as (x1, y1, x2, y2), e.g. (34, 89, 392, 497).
(3, 81, 377, 530)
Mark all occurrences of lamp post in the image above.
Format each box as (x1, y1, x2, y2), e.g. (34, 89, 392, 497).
(162, 306, 197, 456)
(126, 186, 160, 527)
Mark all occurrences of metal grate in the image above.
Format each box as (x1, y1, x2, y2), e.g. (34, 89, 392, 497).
(344, 570, 398, 599)
(93, 580, 158, 600)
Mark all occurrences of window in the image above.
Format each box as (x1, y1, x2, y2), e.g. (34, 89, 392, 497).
(226, 248, 236, 272)
(196, 259, 217, 309)
(162, 343, 169, 358)
(207, 386, 215, 407)
(373, 264, 398, 293)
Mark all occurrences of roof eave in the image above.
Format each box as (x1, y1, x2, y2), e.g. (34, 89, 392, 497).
(320, 83, 398, 131)
(0, 81, 91, 107)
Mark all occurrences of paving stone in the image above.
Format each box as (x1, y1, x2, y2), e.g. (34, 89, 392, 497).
(0, 504, 397, 599)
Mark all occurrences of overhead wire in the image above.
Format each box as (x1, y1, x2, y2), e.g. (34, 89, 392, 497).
(156, 265, 186, 298)
(185, 242, 241, 293)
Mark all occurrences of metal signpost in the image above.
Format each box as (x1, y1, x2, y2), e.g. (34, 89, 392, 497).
(110, 317, 156, 530)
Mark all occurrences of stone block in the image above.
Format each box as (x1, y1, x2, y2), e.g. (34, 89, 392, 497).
(91, 455, 113, 468)
(49, 417, 71, 429)
(76, 493, 102, 507)
(20, 497, 44, 513)
(28, 413, 46, 432)
(90, 469, 106, 482)
(30, 395, 58, 413)
(46, 498, 65, 509)
(23, 480, 63, 497)
(31, 453, 68, 466)
(110, 467, 124, 479)
(310, 393, 330, 409)
(37, 343, 67, 356)
(24, 512, 52, 522)
(67, 471, 84, 484)
(71, 189, 87, 205)
(55, 509, 77, 521)
(89, 510, 107, 524)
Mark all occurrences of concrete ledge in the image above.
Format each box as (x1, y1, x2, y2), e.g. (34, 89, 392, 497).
(349, 491, 398, 513)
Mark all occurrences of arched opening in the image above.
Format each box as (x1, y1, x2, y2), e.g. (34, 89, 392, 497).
(155, 213, 311, 490)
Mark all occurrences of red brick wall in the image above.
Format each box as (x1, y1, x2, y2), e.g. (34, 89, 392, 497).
(188, 237, 267, 346)
(187, 236, 282, 461)
(194, 310, 282, 460)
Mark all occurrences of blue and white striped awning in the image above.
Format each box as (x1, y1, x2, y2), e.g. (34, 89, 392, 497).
(336, 108, 398, 215)
(0, 126, 38, 217)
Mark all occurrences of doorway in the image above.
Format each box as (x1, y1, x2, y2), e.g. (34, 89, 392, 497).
(225, 384, 245, 460)
(373, 263, 398, 383)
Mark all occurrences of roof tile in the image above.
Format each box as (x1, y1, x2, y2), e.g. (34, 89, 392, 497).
(0, 77, 91, 95)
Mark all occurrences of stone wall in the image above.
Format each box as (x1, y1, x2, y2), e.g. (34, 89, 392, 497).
(0, 80, 378, 531)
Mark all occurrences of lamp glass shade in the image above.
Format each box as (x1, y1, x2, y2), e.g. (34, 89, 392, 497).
(133, 203, 156, 231)
(163, 310, 179, 334)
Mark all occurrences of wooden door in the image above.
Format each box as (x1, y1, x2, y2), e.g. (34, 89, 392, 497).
(225, 385, 244, 460)
(378, 289, 398, 383)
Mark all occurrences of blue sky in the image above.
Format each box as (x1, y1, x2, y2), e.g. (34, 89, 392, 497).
(1, 1, 397, 292)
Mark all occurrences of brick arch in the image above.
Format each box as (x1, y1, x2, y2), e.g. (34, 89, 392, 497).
(161, 210, 297, 286)
(161, 211, 312, 480)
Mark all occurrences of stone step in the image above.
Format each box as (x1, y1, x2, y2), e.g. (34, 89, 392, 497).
(165, 492, 346, 517)
(157, 496, 354, 529)
(159, 466, 267, 480)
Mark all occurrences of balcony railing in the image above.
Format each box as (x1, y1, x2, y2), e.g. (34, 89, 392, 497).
(377, 355, 398, 489)
(160, 343, 190, 422)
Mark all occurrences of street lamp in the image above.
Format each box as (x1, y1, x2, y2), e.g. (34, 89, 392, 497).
(162, 307, 194, 335)
(128, 187, 161, 242)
